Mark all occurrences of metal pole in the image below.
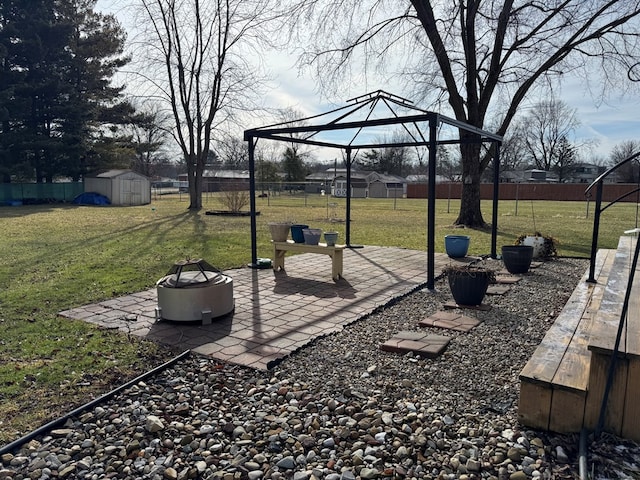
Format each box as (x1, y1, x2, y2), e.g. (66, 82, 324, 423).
(248, 137, 258, 267)
(346, 148, 352, 246)
(491, 143, 501, 259)
(587, 181, 603, 283)
(427, 122, 437, 290)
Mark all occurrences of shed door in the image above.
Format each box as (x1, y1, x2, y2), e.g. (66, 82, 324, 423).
(121, 179, 142, 205)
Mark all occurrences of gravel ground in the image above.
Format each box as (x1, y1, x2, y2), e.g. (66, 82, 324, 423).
(2, 257, 640, 479)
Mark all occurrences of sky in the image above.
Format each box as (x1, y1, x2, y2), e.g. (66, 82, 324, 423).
(96, 0, 640, 165)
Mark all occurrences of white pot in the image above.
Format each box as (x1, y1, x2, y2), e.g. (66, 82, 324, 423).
(521, 235, 545, 258)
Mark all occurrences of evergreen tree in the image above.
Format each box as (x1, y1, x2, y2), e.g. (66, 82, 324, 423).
(0, 0, 131, 182)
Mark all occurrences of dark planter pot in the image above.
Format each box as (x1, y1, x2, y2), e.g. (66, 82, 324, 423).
(501, 245, 534, 274)
(290, 224, 309, 243)
(445, 235, 470, 258)
(448, 271, 491, 306)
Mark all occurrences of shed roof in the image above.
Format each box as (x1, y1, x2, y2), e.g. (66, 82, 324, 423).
(86, 169, 149, 179)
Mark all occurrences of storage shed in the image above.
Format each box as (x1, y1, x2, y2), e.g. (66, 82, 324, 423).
(84, 170, 151, 206)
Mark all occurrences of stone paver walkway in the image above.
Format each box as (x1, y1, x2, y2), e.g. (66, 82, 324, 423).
(380, 331, 451, 358)
(419, 310, 480, 332)
(60, 246, 473, 370)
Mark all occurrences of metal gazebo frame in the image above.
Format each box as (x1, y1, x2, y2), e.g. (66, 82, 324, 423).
(243, 91, 503, 289)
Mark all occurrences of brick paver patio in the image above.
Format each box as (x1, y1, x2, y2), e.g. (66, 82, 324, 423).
(60, 246, 473, 369)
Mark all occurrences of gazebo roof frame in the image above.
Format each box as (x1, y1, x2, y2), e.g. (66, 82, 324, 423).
(244, 90, 503, 289)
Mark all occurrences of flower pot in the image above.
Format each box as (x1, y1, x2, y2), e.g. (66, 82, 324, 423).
(302, 228, 322, 245)
(445, 235, 470, 258)
(268, 222, 291, 242)
(447, 271, 491, 306)
(324, 231, 339, 246)
(521, 235, 545, 258)
(290, 224, 309, 243)
(501, 245, 534, 274)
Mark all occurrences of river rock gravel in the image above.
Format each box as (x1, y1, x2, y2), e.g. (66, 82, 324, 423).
(2, 257, 639, 480)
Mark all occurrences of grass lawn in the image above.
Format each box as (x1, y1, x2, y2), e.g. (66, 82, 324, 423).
(0, 193, 636, 443)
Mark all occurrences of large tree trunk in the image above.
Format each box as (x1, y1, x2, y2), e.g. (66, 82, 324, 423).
(186, 155, 203, 210)
(455, 139, 486, 228)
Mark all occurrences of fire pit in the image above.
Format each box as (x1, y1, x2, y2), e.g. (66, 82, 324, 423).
(155, 259, 234, 324)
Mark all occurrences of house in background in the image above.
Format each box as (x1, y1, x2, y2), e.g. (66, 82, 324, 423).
(307, 168, 408, 198)
(177, 170, 251, 192)
(84, 169, 151, 205)
(367, 172, 406, 198)
(565, 163, 610, 183)
(305, 171, 334, 194)
(332, 171, 369, 198)
(500, 169, 559, 183)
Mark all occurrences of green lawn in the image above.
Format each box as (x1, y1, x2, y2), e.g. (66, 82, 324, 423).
(0, 193, 636, 442)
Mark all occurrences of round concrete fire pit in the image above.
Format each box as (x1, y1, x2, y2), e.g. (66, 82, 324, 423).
(155, 259, 234, 324)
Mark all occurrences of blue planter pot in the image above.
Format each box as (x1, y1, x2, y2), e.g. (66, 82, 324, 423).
(445, 235, 470, 258)
(290, 224, 309, 243)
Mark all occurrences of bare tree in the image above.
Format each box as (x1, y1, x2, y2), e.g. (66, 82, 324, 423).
(129, 101, 172, 177)
(216, 136, 250, 170)
(358, 132, 416, 175)
(135, 0, 278, 209)
(290, 1, 640, 226)
(520, 98, 580, 172)
(610, 140, 640, 182)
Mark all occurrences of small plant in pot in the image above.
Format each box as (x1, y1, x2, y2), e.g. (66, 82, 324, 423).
(516, 232, 558, 259)
(443, 264, 496, 306)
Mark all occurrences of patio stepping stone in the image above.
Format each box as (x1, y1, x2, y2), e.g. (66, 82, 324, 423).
(380, 330, 450, 358)
(487, 284, 511, 295)
(494, 274, 522, 284)
(419, 310, 480, 332)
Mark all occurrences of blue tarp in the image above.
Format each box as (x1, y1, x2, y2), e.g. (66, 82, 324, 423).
(72, 192, 111, 205)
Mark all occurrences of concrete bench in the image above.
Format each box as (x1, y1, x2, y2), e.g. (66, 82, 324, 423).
(273, 240, 345, 281)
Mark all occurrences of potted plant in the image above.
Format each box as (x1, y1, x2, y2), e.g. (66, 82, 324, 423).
(516, 232, 558, 259)
(443, 264, 495, 306)
(268, 222, 292, 242)
(324, 231, 339, 246)
(290, 224, 309, 243)
(444, 234, 471, 258)
(501, 244, 534, 274)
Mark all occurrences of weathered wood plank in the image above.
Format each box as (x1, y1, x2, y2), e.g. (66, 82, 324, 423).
(584, 351, 628, 435)
(622, 359, 640, 441)
(549, 387, 587, 433)
(520, 249, 611, 387)
(624, 251, 640, 358)
(518, 381, 552, 430)
(589, 237, 633, 356)
(551, 251, 616, 391)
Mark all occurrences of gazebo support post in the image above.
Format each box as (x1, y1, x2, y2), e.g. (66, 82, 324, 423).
(426, 120, 437, 290)
(248, 136, 258, 267)
(491, 143, 501, 259)
(345, 148, 352, 246)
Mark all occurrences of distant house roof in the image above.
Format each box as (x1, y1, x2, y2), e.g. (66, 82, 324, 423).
(405, 174, 452, 183)
(87, 169, 147, 179)
(306, 172, 334, 181)
(202, 170, 251, 179)
(368, 172, 406, 184)
(501, 169, 559, 183)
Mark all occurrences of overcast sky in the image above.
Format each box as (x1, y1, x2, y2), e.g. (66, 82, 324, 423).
(97, 0, 640, 165)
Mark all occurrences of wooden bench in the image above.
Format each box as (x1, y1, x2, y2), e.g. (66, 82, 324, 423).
(272, 240, 345, 281)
